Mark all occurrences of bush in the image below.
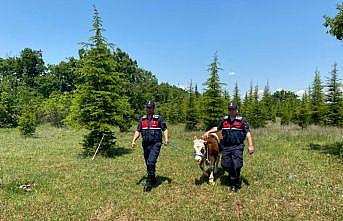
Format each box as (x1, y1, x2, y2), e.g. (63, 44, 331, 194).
(18, 110, 38, 136)
(42, 93, 72, 127)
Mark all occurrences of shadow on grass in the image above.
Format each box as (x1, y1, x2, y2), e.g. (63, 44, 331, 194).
(219, 175, 250, 188)
(194, 167, 224, 185)
(194, 174, 207, 185)
(309, 142, 343, 160)
(79, 147, 132, 159)
(136, 175, 172, 189)
(106, 147, 132, 158)
(194, 166, 224, 185)
(194, 167, 250, 188)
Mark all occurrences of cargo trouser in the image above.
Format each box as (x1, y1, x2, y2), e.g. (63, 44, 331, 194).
(142, 141, 162, 177)
(221, 144, 244, 185)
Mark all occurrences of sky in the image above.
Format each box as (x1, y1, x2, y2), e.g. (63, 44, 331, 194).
(0, 0, 342, 95)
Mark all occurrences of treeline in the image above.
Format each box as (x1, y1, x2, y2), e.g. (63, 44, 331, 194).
(184, 54, 343, 131)
(0, 6, 342, 155)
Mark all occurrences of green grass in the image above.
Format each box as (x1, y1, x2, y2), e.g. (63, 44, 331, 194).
(0, 124, 342, 220)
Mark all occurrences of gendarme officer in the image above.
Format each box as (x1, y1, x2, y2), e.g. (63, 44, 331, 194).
(204, 102, 254, 192)
(131, 101, 169, 192)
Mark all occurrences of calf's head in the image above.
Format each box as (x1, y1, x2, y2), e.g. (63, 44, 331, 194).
(192, 136, 206, 164)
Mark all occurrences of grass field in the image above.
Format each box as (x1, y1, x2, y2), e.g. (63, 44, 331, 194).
(0, 124, 342, 220)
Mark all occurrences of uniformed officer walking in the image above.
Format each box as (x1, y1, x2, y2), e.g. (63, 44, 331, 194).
(204, 102, 254, 192)
(131, 101, 169, 192)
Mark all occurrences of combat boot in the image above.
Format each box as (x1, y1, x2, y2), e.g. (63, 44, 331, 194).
(143, 180, 152, 192)
(230, 176, 239, 193)
(231, 185, 238, 192)
(143, 175, 155, 192)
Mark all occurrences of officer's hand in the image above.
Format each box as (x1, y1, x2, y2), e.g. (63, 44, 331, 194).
(248, 145, 254, 155)
(164, 139, 170, 146)
(131, 141, 137, 149)
(203, 132, 210, 139)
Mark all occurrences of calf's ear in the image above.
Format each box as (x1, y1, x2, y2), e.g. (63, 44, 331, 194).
(193, 136, 197, 140)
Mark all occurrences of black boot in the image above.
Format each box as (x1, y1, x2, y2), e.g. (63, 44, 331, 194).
(144, 165, 156, 192)
(143, 175, 155, 192)
(231, 185, 238, 192)
(229, 176, 239, 193)
(143, 180, 152, 192)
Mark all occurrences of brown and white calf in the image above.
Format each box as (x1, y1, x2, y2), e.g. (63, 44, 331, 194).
(193, 132, 221, 184)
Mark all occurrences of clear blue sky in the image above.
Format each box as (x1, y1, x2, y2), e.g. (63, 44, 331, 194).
(0, 0, 342, 95)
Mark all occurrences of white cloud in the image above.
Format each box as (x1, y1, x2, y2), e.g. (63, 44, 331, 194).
(296, 89, 305, 97)
(276, 88, 284, 92)
(228, 72, 236, 76)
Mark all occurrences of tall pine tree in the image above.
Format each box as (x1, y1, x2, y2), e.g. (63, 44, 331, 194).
(249, 85, 266, 128)
(310, 69, 327, 124)
(202, 53, 225, 130)
(232, 81, 241, 107)
(261, 81, 275, 122)
(72, 6, 132, 156)
(241, 82, 254, 123)
(326, 63, 343, 126)
(194, 84, 200, 98)
(185, 81, 198, 130)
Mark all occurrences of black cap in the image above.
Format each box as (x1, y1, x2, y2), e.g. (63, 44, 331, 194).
(228, 102, 238, 110)
(146, 101, 155, 108)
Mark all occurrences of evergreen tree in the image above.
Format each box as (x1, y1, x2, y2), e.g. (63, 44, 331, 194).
(241, 82, 254, 123)
(249, 85, 266, 128)
(326, 63, 343, 126)
(310, 69, 327, 124)
(295, 92, 311, 129)
(280, 106, 291, 126)
(241, 92, 248, 117)
(261, 82, 275, 121)
(71, 6, 133, 156)
(185, 81, 198, 130)
(232, 82, 241, 108)
(202, 53, 225, 130)
(193, 83, 201, 122)
(194, 84, 200, 98)
(223, 89, 231, 105)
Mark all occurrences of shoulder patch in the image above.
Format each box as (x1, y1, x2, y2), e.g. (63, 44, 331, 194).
(153, 114, 160, 119)
(236, 116, 243, 120)
(142, 115, 147, 119)
(223, 116, 229, 120)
